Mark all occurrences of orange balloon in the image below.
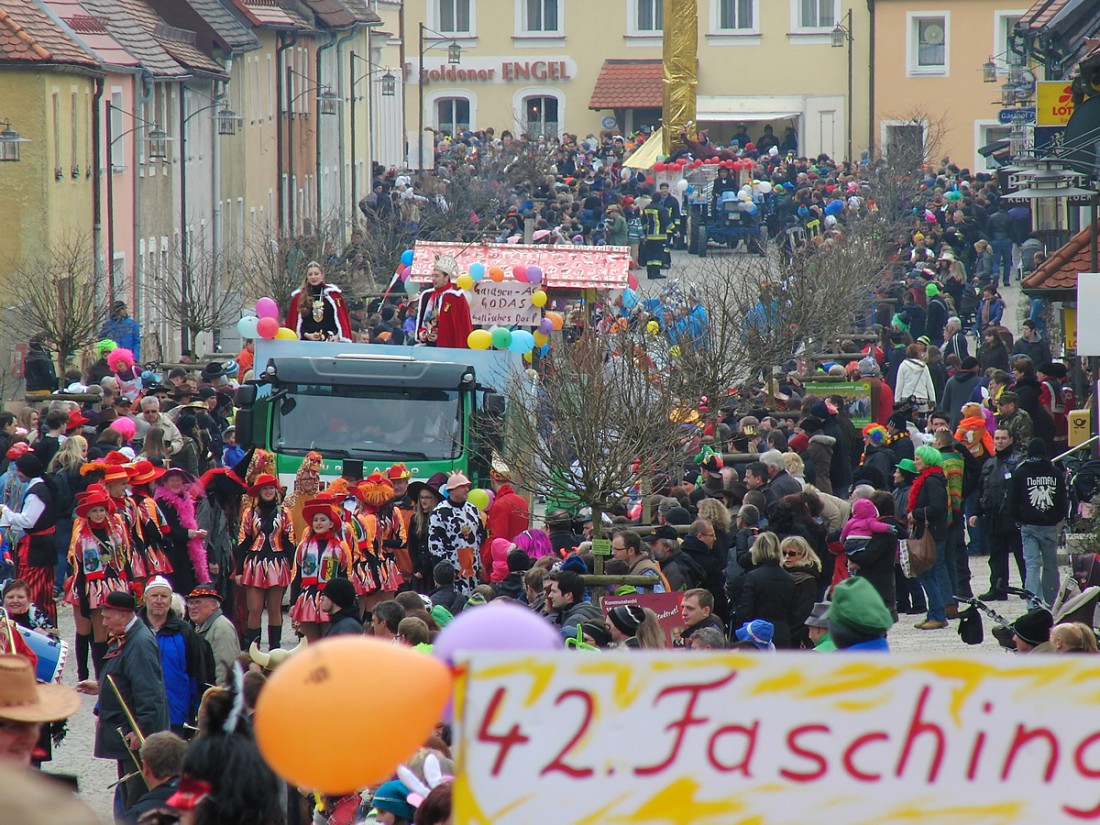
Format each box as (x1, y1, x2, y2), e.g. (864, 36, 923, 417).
(488, 266, 505, 283)
(254, 636, 452, 793)
(547, 311, 564, 331)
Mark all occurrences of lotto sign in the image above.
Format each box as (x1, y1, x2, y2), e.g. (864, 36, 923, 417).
(1037, 81, 1075, 126)
(454, 652, 1100, 824)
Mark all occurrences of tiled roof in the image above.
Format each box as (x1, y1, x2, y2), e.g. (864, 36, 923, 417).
(301, 0, 356, 29)
(39, 0, 140, 68)
(154, 21, 225, 74)
(1019, 0, 1070, 29)
(338, 0, 381, 26)
(1022, 224, 1093, 293)
(80, 0, 187, 75)
(589, 59, 663, 110)
(176, 0, 259, 51)
(0, 0, 98, 67)
(230, 0, 310, 31)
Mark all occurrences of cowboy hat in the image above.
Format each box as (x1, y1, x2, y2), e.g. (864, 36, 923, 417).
(406, 472, 448, 502)
(302, 499, 342, 529)
(156, 467, 197, 486)
(128, 460, 166, 486)
(75, 485, 116, 519)
(248, 637, 307, 671)
(385, 463, 415, 481)
(0, 655, 81, 725)
(445, 472, 472, 491)
(247, 473, 280, 497)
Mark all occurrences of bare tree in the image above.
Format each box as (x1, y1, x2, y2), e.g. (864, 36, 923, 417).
(241, 216, 349, 313)
(1, 232, 106, 376)
(149, 240, 246, 352)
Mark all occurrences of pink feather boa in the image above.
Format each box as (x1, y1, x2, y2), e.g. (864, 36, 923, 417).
(154, 483, 211, 584)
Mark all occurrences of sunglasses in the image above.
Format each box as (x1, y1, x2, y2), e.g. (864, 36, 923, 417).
(782, 550, 803, 558)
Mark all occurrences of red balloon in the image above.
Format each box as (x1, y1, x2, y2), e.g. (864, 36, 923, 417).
(512, 265, 529, 283)
(627, 272, 639, 290)
(653, 161, 666, 172)
(257, 317, 279, 340)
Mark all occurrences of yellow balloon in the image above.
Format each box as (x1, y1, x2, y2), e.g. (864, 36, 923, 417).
(456, 274, 474, 291)
(467, 329, 492, 350)
(275, 327, 298, 340)
(670, 344, 681, 357)
(255, 637, 452, 794)
(530, 289, 548, 308)
(646, 320, 660, 335)
(533, 331, 549, 347)
(523, 351, 533, 363)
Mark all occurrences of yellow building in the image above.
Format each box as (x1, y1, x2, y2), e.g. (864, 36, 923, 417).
(391, 0, 872, 166)
(0, 0, 100, 276)
(872, 0, 1027, 172)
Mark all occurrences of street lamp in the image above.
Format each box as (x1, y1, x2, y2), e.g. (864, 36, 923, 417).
(983, 57, 998, 83)
(318, 85, 340, 117)
(831, 9, 853, 163)
(284, 67, 341, 235)
(418, 23, 462, 171)
(0, 119, 30, 162)
(350, 52, 399, 220)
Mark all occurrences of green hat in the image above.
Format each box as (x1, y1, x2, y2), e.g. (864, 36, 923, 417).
(925, 282, 940, 297)
(430, 604, 454, 628)
(896, 458, 918, 476)
(95, 338, 118, 357)
(914, 445, 943, 467)
(829, 577, 895, 635)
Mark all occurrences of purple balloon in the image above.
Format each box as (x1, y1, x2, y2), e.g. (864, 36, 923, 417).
(526, 265, 543, 285)
(539, 317, 554, 335)
(433, 602, 563, 666)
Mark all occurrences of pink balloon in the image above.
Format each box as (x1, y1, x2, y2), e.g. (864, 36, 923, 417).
(512, 265, 529, 283)
(256, 297, 279, 320)
(256, 317, 279, 340)
(526, 265, 542, 285)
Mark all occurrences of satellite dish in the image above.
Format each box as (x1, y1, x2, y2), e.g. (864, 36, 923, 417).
(1061, 94, 1100, 177)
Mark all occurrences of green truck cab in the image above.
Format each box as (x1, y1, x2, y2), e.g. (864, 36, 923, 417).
(235, 340, 517, 488)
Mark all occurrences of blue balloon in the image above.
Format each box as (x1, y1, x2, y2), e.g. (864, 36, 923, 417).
(508, 330, 535, 354)
(743, 202, 758, 215)
(470, 262, 485, 281)
(400, 249, 415, 267)
(621, 288, 639, 310)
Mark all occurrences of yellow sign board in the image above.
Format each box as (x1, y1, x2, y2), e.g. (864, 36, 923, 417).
(1068, 408, 1091, 447)
(1037, 81, 1075, 126)
(455, 652, 1100, 824)
(1064, 306, 1077, 352)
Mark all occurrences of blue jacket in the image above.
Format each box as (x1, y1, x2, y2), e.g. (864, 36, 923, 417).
(140, 608, 208, 727)
(100, 315, 141, 362)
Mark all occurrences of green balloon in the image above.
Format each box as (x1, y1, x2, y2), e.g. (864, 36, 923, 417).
(491, 327, 513, 349)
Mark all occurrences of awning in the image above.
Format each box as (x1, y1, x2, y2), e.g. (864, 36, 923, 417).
(697, 110, 801, 122)
(978, 138, 1011, 158)
(411, 241, 630, 290)
(622, 127, 664, 169)
(588, 59, 664, 110)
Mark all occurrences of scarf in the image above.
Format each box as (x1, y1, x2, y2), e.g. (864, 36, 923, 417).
(907, 466, 943, 514)
(154, 485, 211, 584)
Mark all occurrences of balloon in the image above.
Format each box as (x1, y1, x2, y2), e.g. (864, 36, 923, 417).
(256, 297, 278, 320)
(538, 318, 553, 335)
(469, 262, 486, 281)
(547, 311, 564, 331)
(404, 278, 419, 296)
(467, 488, 490, 510)
(256, 637, 452, 794)
(257, 317, 279, 340)
(526, 265, 543, 285)
(512, 265, 529, 283)
(676, 179, 689, 193)
(646, 319, 660, 335)
(670, 344, 681, 357)
(467, 329, 492, 350)
(491, 327, 513, 349)
(758, 181, 773, 194)
(530, 289, 547, 308)
(627, 272, 640, 291)
(742, 202, 758, 215)
(533, 331, 549, 347)
(488, 266, 505, 283)
(275, 327, 297, 341)
(509, 330, 535, 354)
(237, 316, 260, 339)
(654, 161, 666, 172)
(456, 274, 474, 291)
(400, 249, 414, 267)
(523, 352, 533, 363)
(434, 602, 563, 667)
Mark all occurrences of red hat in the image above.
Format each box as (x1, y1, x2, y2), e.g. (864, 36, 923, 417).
(5, 442, 29, 461)
(356, 471, 394, 507)
(186, 587, 222, 602)
(302, 499, 341, 530)
(76, 484, 115, 519)
(248, 473, 280, 497)
(66, 410, 89, 432)
(128, 460, 165, 486)
(385, 463, 413, 481)
(101, 452, 133, 483)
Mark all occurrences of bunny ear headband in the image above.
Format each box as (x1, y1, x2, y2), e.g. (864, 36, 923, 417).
(397, 753, 453, 809)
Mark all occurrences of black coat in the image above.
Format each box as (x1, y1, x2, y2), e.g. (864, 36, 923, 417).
(325, 609, 365, 636)
(847, 530, 899, 616)
(95, 619, 170, 761)
(910, 469, 948, 541)
(821, 416, 853, 491)
(734, 559, 798, 648)
(1012, 377, 1055, 452)
(680, 536, 729, 620)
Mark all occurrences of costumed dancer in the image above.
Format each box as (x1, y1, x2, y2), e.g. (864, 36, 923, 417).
(355, 472, 405, 613)
(153, 468, 211, 597)
(94, 454, 162, 598)
(106, 347, 143, 402)
(286, 260, 353, 342)
(415, 255, 473, 348)
(126, 460, 173, 581)
(236, 473, 294, 652)
(0, 453, 61, 627)
(284, 451, 323, 544)
(289, 499, 351, 641)
(65, 484, 131, 678)
(388, 463, 416, 582)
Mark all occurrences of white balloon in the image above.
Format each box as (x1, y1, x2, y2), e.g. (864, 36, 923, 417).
(676, 178, 689, 192)
(758, 182, 773, 194)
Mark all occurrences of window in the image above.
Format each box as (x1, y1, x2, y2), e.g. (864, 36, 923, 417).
(524, 0, 559, 32)
(524, 96, 558, 137)
(916, 18, 946, 68)
(718, 0, 754, 30)
(637, 0, 662, 32)
(436, 97, 470, 136)
(799, 0, 835, 29)
(438, 0, 471, 34)
(994, 12, 1024, 73)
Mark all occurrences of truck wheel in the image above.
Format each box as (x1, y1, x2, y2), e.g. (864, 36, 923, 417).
(696, 225, 708, 258)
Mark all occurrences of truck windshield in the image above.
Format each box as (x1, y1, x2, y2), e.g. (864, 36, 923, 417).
(272, 384, 462, 460)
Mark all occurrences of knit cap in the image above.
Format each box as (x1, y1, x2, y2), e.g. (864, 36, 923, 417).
(829, 577, 895, 635)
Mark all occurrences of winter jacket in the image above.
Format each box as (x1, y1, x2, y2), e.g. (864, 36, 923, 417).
(325, 608, 365, 636)
(975, 449, 1020, 534)
(193, 610, 240, 685)
(1012, 335, 1052, 368)
(998, 409, 1033, 452)
(1009, 457, 1068, 527)
(24, 344, 57, 392)
(819, 420, 851, 494)
(679, 535, 729, 620)
(139, 608, 208, 728)
(431, 583, 464, 615)
(662, 546, 706, 592)
(786, 563, 820, 648)
(95, 619, 169, 761)
(769, 470, 802, 500)
(845, 530, 899, 617)
(734, 559, 799, 649)
(942, 371, 982, 428)
(841, 499, 893, 541)
(481, 485, 530, 571)
(978, 297, 1004, 329)
(557, 599, 604, 639)
(859, 447, 895, 491)
(909, 468, 948, 542)
(895, 359, 937, 407)
(1012, 377, 1055, 453)
(925, 296, 948, 345)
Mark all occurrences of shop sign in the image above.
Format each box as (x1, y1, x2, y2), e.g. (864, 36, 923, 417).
(1037, 81, 1075, 126)
(421, 60, 571, 84)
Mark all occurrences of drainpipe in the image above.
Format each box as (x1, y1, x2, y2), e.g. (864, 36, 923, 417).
(316, 31, 339, 233)
(334, 27, 358, 237)
(867, 0, 876, 158)
(276, 32, 299, 233)
(211, 73, 227, 352)
(92, 77, 104, 292)
(180, 84, 190, 355)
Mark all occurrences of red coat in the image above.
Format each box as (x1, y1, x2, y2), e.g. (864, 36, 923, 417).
(415, 286, 473, 348)
(480, 484, 530, 572)
(286, 284, 353, 342)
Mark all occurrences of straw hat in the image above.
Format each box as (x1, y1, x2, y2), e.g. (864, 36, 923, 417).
(0, 656, 81, 724)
